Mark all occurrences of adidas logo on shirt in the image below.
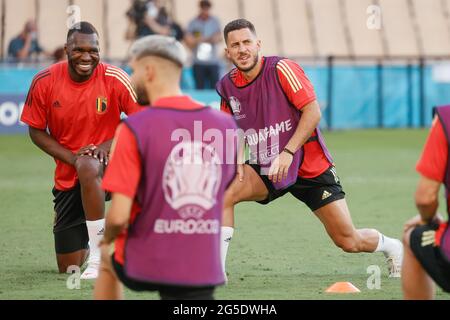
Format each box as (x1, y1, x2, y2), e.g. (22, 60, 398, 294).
(322, 190, 332, 200)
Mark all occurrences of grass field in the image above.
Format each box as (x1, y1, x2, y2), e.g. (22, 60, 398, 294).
(0, 129, 448, 300)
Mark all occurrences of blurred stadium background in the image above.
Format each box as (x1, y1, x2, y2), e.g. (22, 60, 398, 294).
(0, 0, 449, 299)
(2, 0, 450, 131)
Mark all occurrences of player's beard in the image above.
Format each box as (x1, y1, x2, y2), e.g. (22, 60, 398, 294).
(235, 52, 259, 73)
(134, 82, 150, 106)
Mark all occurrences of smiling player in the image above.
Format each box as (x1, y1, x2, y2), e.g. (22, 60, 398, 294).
(20, 21, 141, 279)
(216, 19, 404, 279)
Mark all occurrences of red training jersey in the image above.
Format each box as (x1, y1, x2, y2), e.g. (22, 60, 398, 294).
(220, 57, 332, 178)
(416, 116, 448, 243)
(416, 117, 447, 183)
(20, 61, 142, 191)
(102, 95, 205, 265)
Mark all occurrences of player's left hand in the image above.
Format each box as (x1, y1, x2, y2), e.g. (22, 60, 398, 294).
(268, 151, 294, 183)
(91, 145, 109, 165)
(403, 215, 425, 232)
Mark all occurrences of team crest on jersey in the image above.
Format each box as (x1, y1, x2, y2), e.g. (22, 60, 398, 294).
(96, 97, 108, 114)
(229, 96, 241, 114)
(162, 141, 222, 219)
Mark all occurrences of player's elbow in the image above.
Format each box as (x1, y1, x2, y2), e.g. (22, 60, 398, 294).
(29, 126, 46, 146)
(28, 126, 37, 141)
(303, 100, 322, 124)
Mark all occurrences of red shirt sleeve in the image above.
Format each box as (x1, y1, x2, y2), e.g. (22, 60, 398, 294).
(112, 70, 142, 115)
(102, 123, 142, 198)
(20, 72, 50, 129)
(276, 59, 317, 110)
(220, 99, 232, 114)
(416, 117, 448, 182)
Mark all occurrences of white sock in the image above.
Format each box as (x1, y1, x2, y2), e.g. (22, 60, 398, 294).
(374, 231, 398, 255)
(220, 227, 234, 274)
(86, 219, 105, 265)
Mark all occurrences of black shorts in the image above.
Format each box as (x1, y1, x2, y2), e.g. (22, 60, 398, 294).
(410, 224, 450, 293)
(111, 255, 216, 300)
(52, 183, 110, 254)
(247, 163, 345, 211)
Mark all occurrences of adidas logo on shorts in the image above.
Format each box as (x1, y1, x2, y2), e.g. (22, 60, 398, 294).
(421, 230, 436, 247)
(322, 190, 332, 200)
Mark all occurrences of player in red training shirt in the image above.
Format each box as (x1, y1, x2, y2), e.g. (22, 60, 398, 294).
(402, 110, 450, 299)
(217, 19, 403, 280)
(20, 22, 141, 279)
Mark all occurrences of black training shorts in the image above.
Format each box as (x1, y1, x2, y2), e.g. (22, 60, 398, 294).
(52, 183, 110, 254)
(410, 223, 450, 292)
(52, 184, 89, 254)
(247, 163, 345, 211)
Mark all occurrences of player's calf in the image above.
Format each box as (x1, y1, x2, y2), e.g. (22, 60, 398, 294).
(56, 250, 89, 273)
(332, 232, 362, 253)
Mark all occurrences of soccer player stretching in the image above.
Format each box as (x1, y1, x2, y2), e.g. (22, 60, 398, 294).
(20, 22, 141, 279)
(402, 106, 450, 299)
(216, 19, 403, 278)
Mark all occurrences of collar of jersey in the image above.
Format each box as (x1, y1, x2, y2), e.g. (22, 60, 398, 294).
(151, 95, 205, 110)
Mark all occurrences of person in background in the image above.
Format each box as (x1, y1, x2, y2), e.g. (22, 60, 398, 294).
(185, 0, 222, 89)
(125, 0, 184, 42)
(8, 20, 46, 62)
(52, 47, 67, 63)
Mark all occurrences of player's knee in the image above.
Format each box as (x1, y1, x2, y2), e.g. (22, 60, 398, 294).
(75, 156, 101, 184)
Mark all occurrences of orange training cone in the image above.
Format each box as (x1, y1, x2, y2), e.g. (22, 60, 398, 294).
(325, 282, 361, 293)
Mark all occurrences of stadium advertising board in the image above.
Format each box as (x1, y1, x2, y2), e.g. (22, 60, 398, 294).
(0, 92, 220, 134)
(0, 95, 26, 134)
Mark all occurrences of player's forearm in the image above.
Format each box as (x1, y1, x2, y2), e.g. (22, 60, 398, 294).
(415, 176, 441, 223)
(103, 193, 133, 244)
(237, 134, 246, 165)
(29, 127, 75, 165)
(103, 222, 126, 244)
(416, 202, 438, 223)
(415, 194, 439, 223)
(285, 101, 321, 153)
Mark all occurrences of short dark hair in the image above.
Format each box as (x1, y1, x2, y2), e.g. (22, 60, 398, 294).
(200, 0, 211, 9)
(67, 21, 99, 41)
(223, 19, 256, 43)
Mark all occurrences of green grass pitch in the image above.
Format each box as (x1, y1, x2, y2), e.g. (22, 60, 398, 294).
(0, 129, 448, 300)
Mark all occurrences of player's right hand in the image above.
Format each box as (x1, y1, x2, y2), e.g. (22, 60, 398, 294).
(76, 144, 97, 157)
